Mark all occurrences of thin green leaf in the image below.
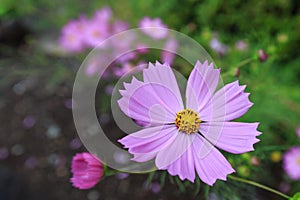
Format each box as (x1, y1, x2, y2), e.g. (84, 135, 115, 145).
(168, 175, 175, 184)
(160, 171, 167, 188)
(204, 185, 210, 200)
(145, 171, 155, 188)
(175, 176, 186, 193)
(193, 177, 201, 196)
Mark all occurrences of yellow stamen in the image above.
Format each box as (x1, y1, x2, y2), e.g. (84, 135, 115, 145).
(297, 158, 300, 165)
(175, 108, 201, 134)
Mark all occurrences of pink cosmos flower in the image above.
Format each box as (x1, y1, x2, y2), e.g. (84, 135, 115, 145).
(136, 43, 149, 54)
(113, 63, 134, 77)
(93, 7, 112, 22)
(235, 40, 248, 51)
(283, 147, 300, 180)
(59, 16, 88, 52)
(113, 20, 130, 34)
(118, 61, 261, 185)
(296, 127, 300, 140)
(70, 153, 104, 189)
(84, 8, 111, 48)
(110, 31, 137, 64)
(210, 37, 228, 56)
(139, 17, 168, 40)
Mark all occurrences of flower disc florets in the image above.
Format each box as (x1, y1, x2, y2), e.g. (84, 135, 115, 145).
(175, 108, 201, 134)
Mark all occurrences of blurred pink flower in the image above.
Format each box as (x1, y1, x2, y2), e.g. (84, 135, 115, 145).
(139, 17, 168, 39)
(85, 54, 113, 78)
(283, 147, 300, 180)
(296, 127, 300, 140)
(110, 31, 137, 64)
(92, 7, 112, 22)
(85, 56, 102, 76)
(136, 43, 149, 54)
(84, 9, 111, 48)
(113, 63, 134, 77)
(105, 85, 114, 95)
(118, 61, 260, 185)
(116, 52, 137, 64)
(210, 37, 228, 56)
(59, 16, 88, 52)
(113, 20, 129, 33)
(235, 40, 248, 51)
(161, 38, 178, 65)
(71, 153, 104, 189)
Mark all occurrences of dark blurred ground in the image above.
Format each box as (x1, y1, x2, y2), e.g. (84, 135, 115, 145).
(0, 77, 212, 200)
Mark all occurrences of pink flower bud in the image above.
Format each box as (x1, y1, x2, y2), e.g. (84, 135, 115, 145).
(258, 49, 268, 62)
(70, 153, 104, 189)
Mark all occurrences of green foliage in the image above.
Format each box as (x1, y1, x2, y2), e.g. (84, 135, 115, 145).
(290, 192, 300, 200)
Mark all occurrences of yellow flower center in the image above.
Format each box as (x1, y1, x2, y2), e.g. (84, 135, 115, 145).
(175, 108, 201, 134)
(297, 158, 300, 165)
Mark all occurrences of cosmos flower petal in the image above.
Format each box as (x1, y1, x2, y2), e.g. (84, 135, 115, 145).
(165, 143, 196, 182)
(186, 60, 220, 112)
(143, 62, 184, 109)
(192, 135, 235, 186)
(70, 153, 104, 190)
(155, 132, 196, 170)
(118, 76, 183, 126)
(201, 80, 253, 121)
(200, 122, 261, 154)
(283, 147, 300, 180)
(118, 125, 178, 160)
(132, 152, 157, 162)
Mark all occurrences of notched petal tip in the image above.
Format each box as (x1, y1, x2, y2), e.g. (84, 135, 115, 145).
(118, 138, 130, 149)
(148, 62, 155, 69)
(155, 60, 163, 66)
(123, 82, 130, 89)
(256, 131, 262, 136)
(177, 174, 195, 183)
(195, 60, 211, 69)
(117, 138, 123, 144)
(119, 89, 126, 96)
(241, 84, 247, 91)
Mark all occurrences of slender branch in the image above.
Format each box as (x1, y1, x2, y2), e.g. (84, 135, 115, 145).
(222, 57, 255, 78)
(228, 175, 291, 199)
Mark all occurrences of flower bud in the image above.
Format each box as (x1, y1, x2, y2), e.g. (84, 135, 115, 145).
(234, 68, 240, 77)
(70, 152, 104, 189)
(258, 49, 268, 62)
(251, 156, 260, 166)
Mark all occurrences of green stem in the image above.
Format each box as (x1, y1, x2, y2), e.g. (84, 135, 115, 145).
(145, 171, 155, 188)
(222, 57, 255, 78)
(228, 175, 291, 199)
(234, 57, 255, 69)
